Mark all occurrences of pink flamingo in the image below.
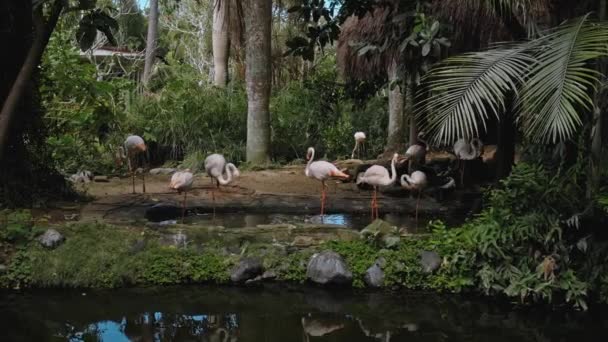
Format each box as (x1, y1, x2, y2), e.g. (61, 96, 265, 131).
(123, 135, 148, 194)
(305, 147, 350, 217)
(400, 170, 428, 227)
(169, 169, 194, 223)
(351, 131, 366, 159)
(356, 153, 399, 221)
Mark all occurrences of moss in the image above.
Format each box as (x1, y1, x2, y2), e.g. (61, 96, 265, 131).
(0, 223, 233, 289)
(0, 218, 475, 291)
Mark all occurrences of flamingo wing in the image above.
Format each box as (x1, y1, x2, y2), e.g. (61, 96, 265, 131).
(204, 154, 226, 178)
(358, 165, 389, 186)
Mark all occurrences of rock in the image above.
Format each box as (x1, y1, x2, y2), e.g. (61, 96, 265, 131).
(37, 229, 65, 249)
(159, 231, 188, 248)
(150, 168, 177, 175)
(361, 220, 401, 249)
(292, 236, 316, 248)
(261, 270, 277, 280)
(420, 251, 442, 273)
(306, 251, 352, 286)
(0, 264, 7, 274)
(93, 175, 109, 182)
(230, 258, 264, 283)
(364, 263, 384, 288)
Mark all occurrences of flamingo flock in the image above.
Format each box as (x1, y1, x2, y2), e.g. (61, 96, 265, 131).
(117, 131, 478, 223)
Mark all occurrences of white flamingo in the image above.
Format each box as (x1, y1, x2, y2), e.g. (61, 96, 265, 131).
(204, 153, 240, 216)
(403, 132, 428, 172)
(204, 153, 240, 188)
(169, 169, 194, 223)
(351, 131, 366, 159)
(400, 171, 428, 226)
(453, 138, 483, 186)
(123, 135, 147, 194)
(305, 147, 350, 218)
(356, 153, 399, 221)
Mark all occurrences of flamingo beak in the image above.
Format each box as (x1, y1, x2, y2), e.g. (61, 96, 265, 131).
(139, 143, 147, 151)
(397, 156, 408, 165)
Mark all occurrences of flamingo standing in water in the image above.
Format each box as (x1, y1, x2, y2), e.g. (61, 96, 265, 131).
(400, 171, 428, 227)
(305, 147, 350, 218)
(123, 135, 148, 194)
(351, 131, 366, 159)
(356, 153, 399, 221)
(169, 169, 194, 223)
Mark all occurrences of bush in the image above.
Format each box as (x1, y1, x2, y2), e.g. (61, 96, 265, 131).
(41, 23, 135, 175)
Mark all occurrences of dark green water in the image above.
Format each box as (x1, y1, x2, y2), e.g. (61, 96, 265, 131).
(1, 286, 606, 341)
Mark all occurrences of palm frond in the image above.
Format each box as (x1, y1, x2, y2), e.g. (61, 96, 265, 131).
(519, 15, 608, 143)
(417, 46, 534, 144)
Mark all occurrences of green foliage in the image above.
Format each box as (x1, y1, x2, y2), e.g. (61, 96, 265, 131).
(42, 21, 135, 174)
(460, 162, 605, 309)
(0, 210, 44, 244)
(0, 223, 231, 289)
(275, 251, 312, 283)
(126, 65, 247, 163)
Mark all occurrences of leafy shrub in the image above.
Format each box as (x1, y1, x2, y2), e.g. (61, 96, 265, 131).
(125, 65, 247, 164)
(0, 210, 43, 244)
(41, 23, 135, 175)
(460, 162, 607, 309)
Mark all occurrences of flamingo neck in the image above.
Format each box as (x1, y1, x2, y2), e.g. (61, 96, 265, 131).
(389, 157, 397, 184)
(217, 164, 234, 185)
(306, 148, 315, 175)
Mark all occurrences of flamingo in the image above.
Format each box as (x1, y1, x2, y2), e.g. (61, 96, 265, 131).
(204, 153, 240, 188)
(403, 132, 428, 172)
(356, 153, 399, 221)
(453, 138, 483, 186)
(169, 169, 194, 223)
(351, 131, 366, 159)
(400, 171, 428, 227)
(204, 153, 240, 216)
(305, 147, 350, 218)
(123, 135, 148, 194)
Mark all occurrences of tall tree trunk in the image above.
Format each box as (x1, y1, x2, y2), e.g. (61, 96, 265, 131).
(142, 0, 159, 86)
(589, 0, 606, 198)
(213, 0, 230, 87)
(244, 0, 272, 164)
(384, 58, 405, 154)
(0, 1, 63, 161)
(407, 78, 417, 147)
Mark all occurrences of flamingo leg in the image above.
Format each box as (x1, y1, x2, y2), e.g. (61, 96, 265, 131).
(211, 188, 216, 220)
(415, 190, 421, 229)
(374, 188, 379, 220)
(320, 181, 327, 220)
(131, 171, 135, 194)
(460, 160, 465, 188)
(181, 191, 187, 223)
(142, 168, 146, 193)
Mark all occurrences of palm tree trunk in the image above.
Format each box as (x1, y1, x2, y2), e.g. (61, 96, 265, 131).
(385, 57, 405, 154)
(407, 80, 417, 147)
(213, 0, 230, 87)
(0, 1, 63, 161)
(142, 0, 159, 86)
(244, 0, 272, 164)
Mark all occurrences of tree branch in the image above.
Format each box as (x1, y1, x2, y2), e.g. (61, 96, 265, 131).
(0, 0, 64, 160)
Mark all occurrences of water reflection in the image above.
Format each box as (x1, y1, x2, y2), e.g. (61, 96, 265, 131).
(1, 286, 607, 342)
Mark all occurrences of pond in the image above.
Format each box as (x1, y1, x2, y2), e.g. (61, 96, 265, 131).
(172, 212, 436, 232)
(1, 285, 607, 341)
